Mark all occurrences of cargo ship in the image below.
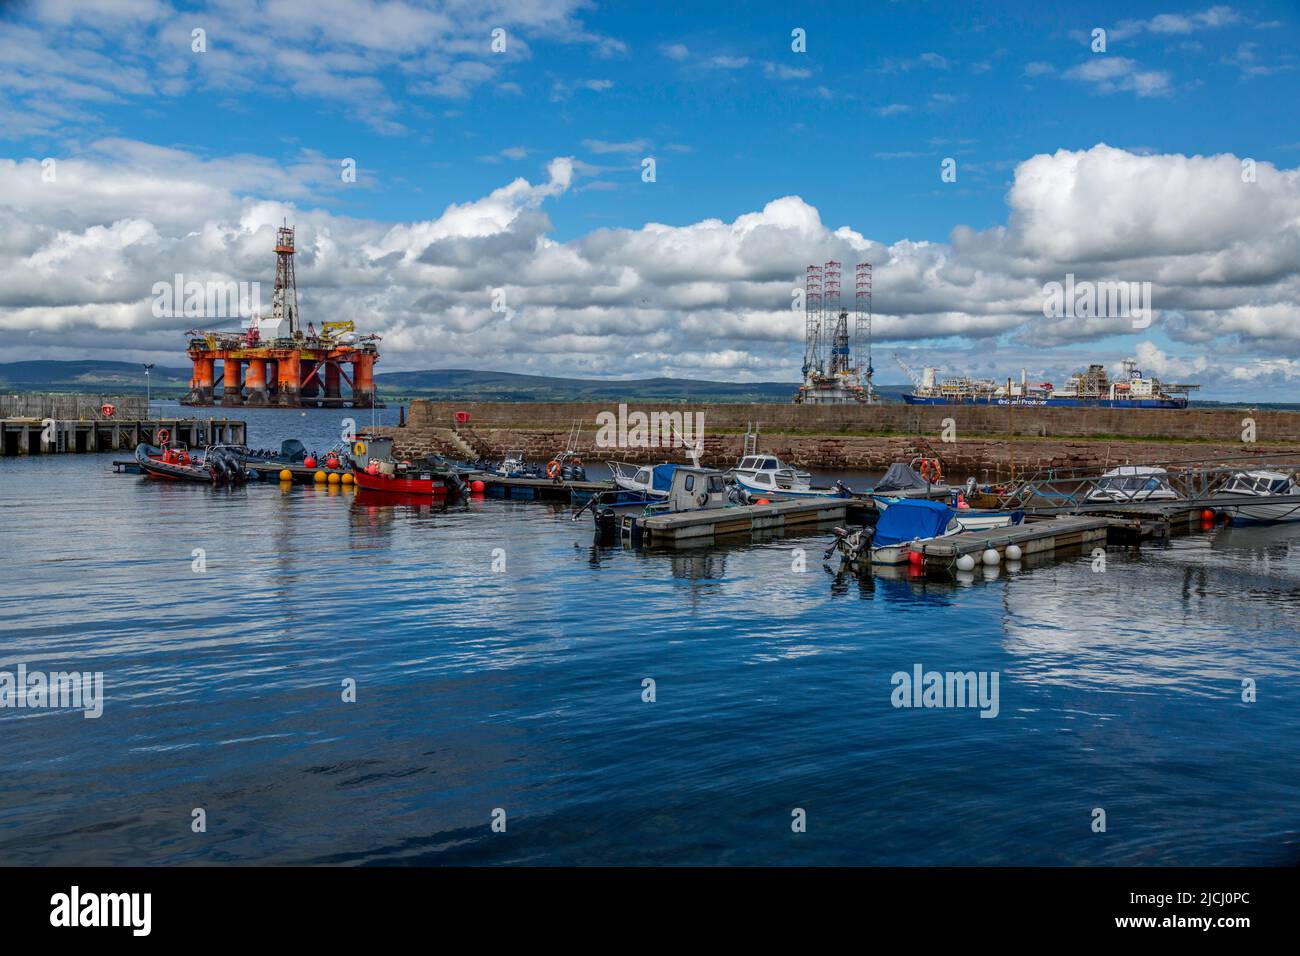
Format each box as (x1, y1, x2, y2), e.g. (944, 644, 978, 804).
(899, 358, 1199, 409)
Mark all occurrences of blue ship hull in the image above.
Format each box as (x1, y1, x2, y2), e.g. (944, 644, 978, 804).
(902, 395, 1187, 409)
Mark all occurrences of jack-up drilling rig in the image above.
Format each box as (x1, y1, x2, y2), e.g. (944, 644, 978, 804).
(183, 224, 382, 408)
(795, 260, 875, 404)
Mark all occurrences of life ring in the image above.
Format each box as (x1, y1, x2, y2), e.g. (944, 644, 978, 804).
(156, 428, 170, 445)
(101, 403, 115, 418)
(920, 458, 943, 484)
(547, 459, 561, 479)
(352, 440, 367, 457)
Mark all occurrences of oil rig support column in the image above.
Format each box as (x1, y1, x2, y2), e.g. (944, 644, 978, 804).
(277, 353, 301, 407)
(353, 354, 376, 408)
(222, 357, 243, 406)
(324, 361, 341, 406)
(187, 356, 215, 404)
(245, 358, 269, 404)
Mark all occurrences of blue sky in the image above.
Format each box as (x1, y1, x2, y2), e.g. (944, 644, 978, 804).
(1, 1, 1299, 397)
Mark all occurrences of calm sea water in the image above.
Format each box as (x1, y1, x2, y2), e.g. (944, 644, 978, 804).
(1, 405, 1298, 865)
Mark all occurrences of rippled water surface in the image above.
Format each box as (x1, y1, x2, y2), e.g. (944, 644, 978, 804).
(1, 407, 1298, 865)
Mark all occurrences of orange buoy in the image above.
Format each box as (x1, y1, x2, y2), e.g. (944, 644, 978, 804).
(304, 455, 317, 468)
(1201, 509, 1214, 521)
(278, 469, 292, 482)
(326, 456, 340, 469)
(755, 497, 770, 505)
(471, 479, 486, 493)
(908, 549, 925, 567)
(327, 473, 340, 485)
(314, 471, 326, 483)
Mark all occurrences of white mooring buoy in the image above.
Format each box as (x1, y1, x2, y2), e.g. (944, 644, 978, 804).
(955, 553, 976, 572)
(982, 548, 1001, 566)
(1005, 544, 1023, 561)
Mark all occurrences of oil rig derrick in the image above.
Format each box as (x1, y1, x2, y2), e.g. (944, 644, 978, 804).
(183, 223, 381, 408)
(795, 259, 874, 405)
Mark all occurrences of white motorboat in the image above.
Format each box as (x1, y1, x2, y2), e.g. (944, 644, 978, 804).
(729, 454, 849, 500)
(1085, 465, 1180, 503)
(608, 461, 670, 497)
(1214, 470, 1300, 524)
(730, 454, 811, 485)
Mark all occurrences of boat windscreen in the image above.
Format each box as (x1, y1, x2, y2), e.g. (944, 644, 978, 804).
(651, 464, 678, 492)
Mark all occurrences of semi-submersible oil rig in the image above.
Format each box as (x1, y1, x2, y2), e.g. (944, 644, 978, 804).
(183, 224, 381, 408)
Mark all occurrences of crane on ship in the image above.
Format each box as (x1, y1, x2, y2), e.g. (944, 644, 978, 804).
(893, 352, 923, 390)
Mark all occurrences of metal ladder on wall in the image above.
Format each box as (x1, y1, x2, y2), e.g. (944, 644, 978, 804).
(742, 422, 759, 457)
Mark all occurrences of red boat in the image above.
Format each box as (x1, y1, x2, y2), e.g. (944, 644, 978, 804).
(352, 465, 448, 496)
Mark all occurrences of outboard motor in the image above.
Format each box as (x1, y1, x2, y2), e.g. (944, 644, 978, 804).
(596, 507, 618, 538)
(728, 485, 750, 506)
(832, 479, 851, 496)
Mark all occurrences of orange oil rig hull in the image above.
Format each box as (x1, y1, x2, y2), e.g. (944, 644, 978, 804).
(184, 343, 379, 408)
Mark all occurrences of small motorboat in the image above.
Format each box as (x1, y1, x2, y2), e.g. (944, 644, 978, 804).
(492, 451, 543, 479)
(135, 441, 244, 484)
(608, 462, 677, 498)
(227, 438, 309, 467)
(353, 459, 449, 496)
(730, 453, 812, 487)
(828, 498, 961, 566)
(1214, 470, 1300, 523)
(730, 455, 851, 501)
(1085, 466, 1180, 503)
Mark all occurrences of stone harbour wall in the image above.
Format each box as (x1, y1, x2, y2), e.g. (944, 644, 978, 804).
(375, 400, 1300, 478)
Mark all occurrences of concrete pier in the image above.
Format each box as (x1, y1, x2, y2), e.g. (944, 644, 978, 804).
(1, 417, 246, 456)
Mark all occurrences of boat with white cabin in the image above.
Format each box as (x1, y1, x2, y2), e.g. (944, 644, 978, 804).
(1084, 466, 1180, 503)
(1214, 470, 1300, 524)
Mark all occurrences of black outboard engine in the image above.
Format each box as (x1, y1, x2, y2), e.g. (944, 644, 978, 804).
(728, 485, 750, 506)
(596, 507, 618, 538)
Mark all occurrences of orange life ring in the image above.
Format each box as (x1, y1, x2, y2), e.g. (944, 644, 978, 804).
(156, 428, 170, 445)
(547, 459, 561, 479)
(920, 458, 942, 484)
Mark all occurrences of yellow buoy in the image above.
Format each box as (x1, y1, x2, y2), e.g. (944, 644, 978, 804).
(327, 472, 340, 485)
(342, 473, 354, 485)
(314, 471, 327, 483)
(279, 469, 293, 482)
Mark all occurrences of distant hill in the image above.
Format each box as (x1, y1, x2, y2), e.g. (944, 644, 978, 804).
(0, 360, 192, 392)
(0, 359, 910, 403)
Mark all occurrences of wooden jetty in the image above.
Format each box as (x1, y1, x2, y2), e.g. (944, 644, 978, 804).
(4, 416, 246, 457)
(623, 496, 850, 548)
